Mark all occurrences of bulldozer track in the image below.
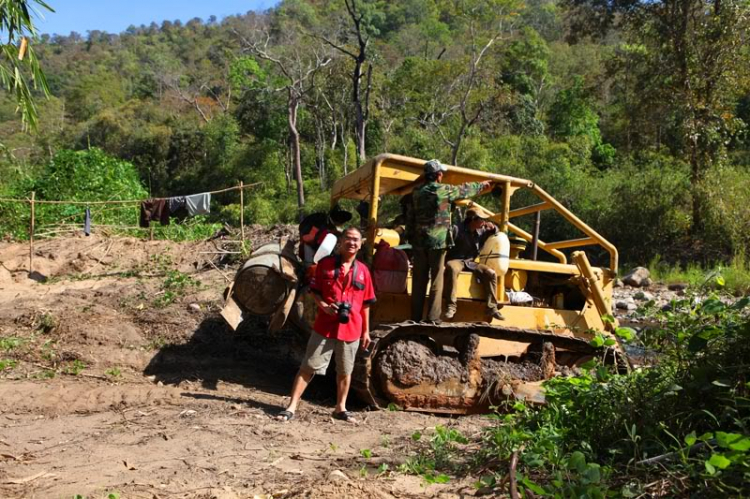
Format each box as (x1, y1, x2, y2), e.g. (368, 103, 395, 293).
(351, 320, 604, 414)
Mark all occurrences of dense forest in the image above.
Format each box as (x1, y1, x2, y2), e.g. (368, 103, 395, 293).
(1, 0, 749, 265)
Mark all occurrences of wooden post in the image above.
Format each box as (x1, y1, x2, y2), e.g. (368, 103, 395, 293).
(239, 180, 245, 242)
(29, 191, 35, 273)
(149, 226, 154, 241)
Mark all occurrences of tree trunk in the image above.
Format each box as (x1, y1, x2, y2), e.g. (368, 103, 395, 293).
(353, 56, 366, 164)
(288, 95, 305, 213)
(283, 147, 292, 193)
(689, 133, 705, 235)
(356, 105, 366, 163)
(341, 121, 349, 176)
(451, 122, 467, 165)
(314, 115, 327, 189)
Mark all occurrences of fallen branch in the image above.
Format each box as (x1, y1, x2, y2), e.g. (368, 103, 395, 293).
(637, 441, 712, 466)
(353, 455, 408, 466)
(509, 445, 525, 499)
(205, 258, 230, 283)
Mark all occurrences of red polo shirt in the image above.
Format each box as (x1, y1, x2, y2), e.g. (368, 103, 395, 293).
(310, 255, 376, 342)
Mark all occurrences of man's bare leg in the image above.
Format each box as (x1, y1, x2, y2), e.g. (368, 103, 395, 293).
(282, 367, 314, 415)
(334, 374, 352, 413)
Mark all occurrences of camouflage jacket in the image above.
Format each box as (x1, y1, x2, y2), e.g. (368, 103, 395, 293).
(410, 181, 485, 250)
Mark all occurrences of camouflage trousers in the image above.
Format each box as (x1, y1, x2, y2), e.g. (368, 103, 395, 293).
(411, 248, 446, 322)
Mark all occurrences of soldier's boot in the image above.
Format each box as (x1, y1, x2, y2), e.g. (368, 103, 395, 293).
(486, 307, 505, 321)
(444, 305, 457, 320)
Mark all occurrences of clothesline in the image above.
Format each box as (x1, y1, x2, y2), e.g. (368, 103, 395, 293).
(0, 182, 262, 205)
(9, 181, 258, 274)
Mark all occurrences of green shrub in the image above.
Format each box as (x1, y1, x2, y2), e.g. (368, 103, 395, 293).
(701, 164, 750, 258)
(647, 252, 750, 296)
(20, 148, 147, 203)
(0, 148, 148, 239)
(594, 156, 692, 263)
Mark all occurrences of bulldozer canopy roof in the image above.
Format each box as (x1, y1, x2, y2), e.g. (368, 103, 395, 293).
(330, 154, 534, 202)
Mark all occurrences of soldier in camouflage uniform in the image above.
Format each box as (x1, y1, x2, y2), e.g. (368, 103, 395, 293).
(409, 159, 491, 322)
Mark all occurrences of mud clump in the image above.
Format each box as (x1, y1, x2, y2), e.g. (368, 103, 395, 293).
(377, 339, 546, 388)
(480, 358, 543, 383)
(377, 340, 464, 387)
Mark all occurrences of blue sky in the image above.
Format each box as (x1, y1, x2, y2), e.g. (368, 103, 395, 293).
(34, 0, 280, 36)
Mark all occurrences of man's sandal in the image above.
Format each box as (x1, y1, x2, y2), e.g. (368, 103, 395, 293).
(332, 410, 357, 423)
(276, 410, 295, 422)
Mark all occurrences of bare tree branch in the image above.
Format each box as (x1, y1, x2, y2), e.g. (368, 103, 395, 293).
(160, 75, 211, 123)
(316, 34, 358, 59)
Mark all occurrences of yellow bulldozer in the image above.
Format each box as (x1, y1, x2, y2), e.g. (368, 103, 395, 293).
(222, 154, 624, 414)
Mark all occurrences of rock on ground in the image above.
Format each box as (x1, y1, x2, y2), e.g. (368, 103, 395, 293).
(616, 299, 637, 311)
(634, 291, 655, 301)
(622, 267, 651, 287)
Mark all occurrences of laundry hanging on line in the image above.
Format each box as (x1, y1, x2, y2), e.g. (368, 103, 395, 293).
(185, 193, 210, 216)
(140, 192, 211, 228)
(168, 196, 186, 213)
(139, 198, 170, 228)
(84, 207, 91, 236)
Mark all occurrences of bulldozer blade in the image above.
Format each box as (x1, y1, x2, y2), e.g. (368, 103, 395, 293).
(221, 294, 244, 331)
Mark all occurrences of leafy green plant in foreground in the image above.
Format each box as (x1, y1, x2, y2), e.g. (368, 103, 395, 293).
(0, 336, 24, 351)
(405, 295, 750, 496)
(401, 426, 468, 485)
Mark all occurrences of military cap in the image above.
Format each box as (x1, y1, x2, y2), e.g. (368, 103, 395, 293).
(424, 159, 447, 174)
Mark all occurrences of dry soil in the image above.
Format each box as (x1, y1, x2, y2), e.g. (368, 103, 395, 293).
(0, 234, 487, 499)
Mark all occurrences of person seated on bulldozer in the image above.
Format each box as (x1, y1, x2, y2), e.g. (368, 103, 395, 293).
(444, 209, 505, 321)
(298, 205, 352, 264)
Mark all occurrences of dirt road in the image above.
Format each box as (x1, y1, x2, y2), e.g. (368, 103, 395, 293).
(0, 235, 486, 499)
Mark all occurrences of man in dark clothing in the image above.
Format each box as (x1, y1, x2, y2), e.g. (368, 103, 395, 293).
(298, 205, 352, 262)
(410, 160, 491, 322)
(444, 209, 504, 321)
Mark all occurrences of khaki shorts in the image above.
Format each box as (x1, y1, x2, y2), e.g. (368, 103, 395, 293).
(301, 333, 360, 376)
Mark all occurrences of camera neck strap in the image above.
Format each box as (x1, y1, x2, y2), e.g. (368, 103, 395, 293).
(333, 255, 363, 296)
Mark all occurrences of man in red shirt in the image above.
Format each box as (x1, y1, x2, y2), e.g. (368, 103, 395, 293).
(276, 227, 376, 423)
